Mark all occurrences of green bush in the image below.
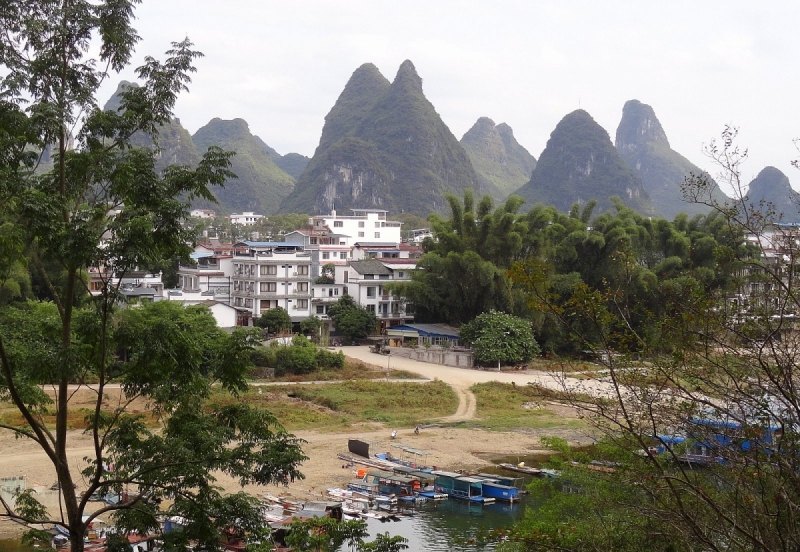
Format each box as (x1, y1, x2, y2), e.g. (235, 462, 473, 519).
(270, 337, 345, 376)
(250, 345, 276, 367)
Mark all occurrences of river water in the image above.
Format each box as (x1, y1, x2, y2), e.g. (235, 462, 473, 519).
(363, 491, 536, 551)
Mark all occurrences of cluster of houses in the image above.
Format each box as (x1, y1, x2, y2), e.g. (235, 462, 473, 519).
(89, 209, 431, 333)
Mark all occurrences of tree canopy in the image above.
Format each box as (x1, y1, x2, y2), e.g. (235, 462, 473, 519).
(460, 310, 540, 367)
(256, 306, 292, 334)
(328, 294, 378, 341)
(0, 4, 306, 551)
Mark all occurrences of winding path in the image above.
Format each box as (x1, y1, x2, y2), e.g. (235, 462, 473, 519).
(334, 346, 616, 422)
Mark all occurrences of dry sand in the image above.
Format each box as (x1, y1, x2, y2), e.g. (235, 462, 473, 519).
(0, 347, 593, 538)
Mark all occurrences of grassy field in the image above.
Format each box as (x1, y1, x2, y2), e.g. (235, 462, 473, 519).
(252, 358, 424, 383)
(219, 379, 459, 431)
(469, 381, 588, 431)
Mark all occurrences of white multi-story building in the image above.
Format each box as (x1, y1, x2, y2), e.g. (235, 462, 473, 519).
(230, 241, 313, 324)
(176, 242, 234, 301)
(309, 209, 402, 246)
(190, 208, 216, 219)
(337, 259, 414, 330)
(229, 212, 264, 226)
(284, 226, 351, 279)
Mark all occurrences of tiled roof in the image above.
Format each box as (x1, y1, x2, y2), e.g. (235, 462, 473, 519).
(349, 260, 391, 275)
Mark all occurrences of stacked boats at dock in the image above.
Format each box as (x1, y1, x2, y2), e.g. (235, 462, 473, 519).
(336, 441, 525, 505)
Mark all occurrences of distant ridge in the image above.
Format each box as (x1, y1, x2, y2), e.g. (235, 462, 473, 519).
(461, 117, 537, 201)
(743, 166, 800, 223)
(279, 60, 480, 216)
(192, 118, 295, 215)
(615, 99, 727, 219)
(514, 109, 653, 215)
(103, 81, 201, 172)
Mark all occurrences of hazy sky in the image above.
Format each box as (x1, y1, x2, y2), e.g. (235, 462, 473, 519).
(99, 1, 800, 193)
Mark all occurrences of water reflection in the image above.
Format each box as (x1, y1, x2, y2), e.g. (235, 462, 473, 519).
(364, 493, 532, 551)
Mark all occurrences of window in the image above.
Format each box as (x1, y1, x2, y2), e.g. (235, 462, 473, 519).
(358, 221, 365, 228)
(322, 252, 330, 259)
(260, 265, 277, 276)
(310, 237, 318, 244)
(374, 232, 380, 238)
(334, 288, 339, 296)
(379, 275, 389, 280)
(367, 287, 376, 298)
(366, 304, 375, 313)
(375, 222, 380, 228)
(358, 232, 364, 237)
(297, 265, 309, 275)
(316, 305, 325, 314)
(365, 274, 374, 279)
(297, 299, 308, 309)
(398, 272, 404, 278)
(296, 282, 308, 292)
(260, 282, 276, 293)
(340, 252, 347, 259)
(334, 221, 343, 227)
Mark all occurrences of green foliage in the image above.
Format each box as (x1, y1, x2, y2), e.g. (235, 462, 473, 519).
(285, 517, 408, 552)
(256, 307, 292, 334)
(328, 295, 378, 340)
(315, 263, 336, 284)
(0, 6, 306, 550)
(461, 310, 540, 366)
(270, 337, 344, 377)
(283, 380, 458, 426)
(300, 315, 323, 338)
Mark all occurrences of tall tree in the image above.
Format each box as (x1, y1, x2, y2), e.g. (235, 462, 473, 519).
(0, 3, 305, 551)
(510, 129, 800, 551)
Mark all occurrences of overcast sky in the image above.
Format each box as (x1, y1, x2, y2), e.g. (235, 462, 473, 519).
(99, 1, 800, 193)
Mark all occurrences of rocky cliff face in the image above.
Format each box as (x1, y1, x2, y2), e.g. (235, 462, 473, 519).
(192, 118, 295, 215)
(460, 117, 537, 201)
(615, 99, 727, 219)
(514, 109, 652, 215)
(743, 166, 800, 222)
(279, 60, 480, 216)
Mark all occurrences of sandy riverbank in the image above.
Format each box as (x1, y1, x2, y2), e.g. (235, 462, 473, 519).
(0, 422, 591, 539)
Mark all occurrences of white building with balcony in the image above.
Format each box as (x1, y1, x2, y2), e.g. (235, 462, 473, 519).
(337, 259, 414, 330)
(308, 209, 402, 246)
(230, 241, 313, 324)
(284, 226, 351, 279)
(176, 242, 234, 302)
(229, 212, 264, 226)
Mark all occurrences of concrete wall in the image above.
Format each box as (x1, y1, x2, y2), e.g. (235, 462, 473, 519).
(387, 346, 473, 368)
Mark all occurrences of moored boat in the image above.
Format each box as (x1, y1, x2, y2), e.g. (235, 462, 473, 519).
(471, 475, 520, 502)
(431, 471, 495, 504)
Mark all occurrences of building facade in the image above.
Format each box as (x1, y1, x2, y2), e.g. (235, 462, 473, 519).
(230, 241, 313, 324)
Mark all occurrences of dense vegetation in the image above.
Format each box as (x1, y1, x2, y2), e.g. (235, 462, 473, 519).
(391, 189, 749, 355)
(0, 6, 306, 551)
(280, 60, 480, 216)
